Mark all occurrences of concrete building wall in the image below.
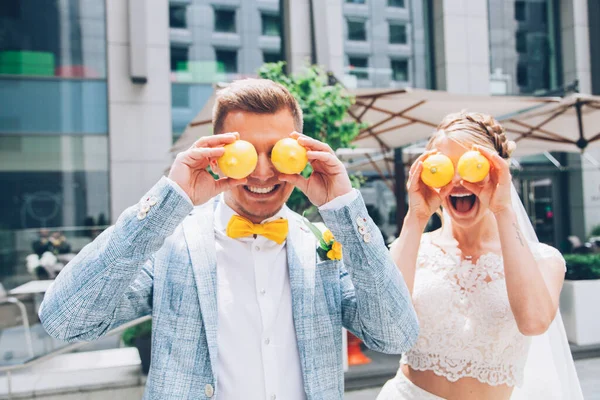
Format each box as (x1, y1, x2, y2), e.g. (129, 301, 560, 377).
(561, 0, 592, 93)
(559, 0, 597, 237)
(106, 0, 173, 221)
(432, 0, 490, 95)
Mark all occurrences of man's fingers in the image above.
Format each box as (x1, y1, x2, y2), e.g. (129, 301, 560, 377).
(307, 151, 341, 168)
(193, 133, 239, 148)
(279, 173, 309, 194)
(297, 136, 335, 155)
(187, 147, 225, 161)
(214, 177, 247, 193)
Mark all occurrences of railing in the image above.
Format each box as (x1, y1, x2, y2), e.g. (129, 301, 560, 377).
(0, 315, 151, 399)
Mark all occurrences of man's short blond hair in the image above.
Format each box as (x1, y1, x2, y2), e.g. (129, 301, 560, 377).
(212, 79, 303, 134)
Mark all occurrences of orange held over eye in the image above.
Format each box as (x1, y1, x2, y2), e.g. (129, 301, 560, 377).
(457, 150, 490, 183)
(271, 138, 308, 175)
(217, 140, 258, 179)
(421, 154, 455, 188)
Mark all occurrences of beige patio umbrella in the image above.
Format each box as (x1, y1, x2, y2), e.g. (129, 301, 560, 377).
(348, 87, 557, 154)
(172, 87, 554, 157)
(501, 94, 600, 153)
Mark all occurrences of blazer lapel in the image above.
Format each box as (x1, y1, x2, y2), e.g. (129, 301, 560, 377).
(182, 201, 219, 381)
(286, 214, 317, 393)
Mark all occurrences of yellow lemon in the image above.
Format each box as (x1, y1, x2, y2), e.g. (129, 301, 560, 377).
(271, 138, 308, 175)
(421, 154, 455, 188)
(457, 151, 490, 183)
(217, 140, 258, 179)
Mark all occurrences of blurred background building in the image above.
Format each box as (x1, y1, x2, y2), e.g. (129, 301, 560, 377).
(0, 0, 599, 395)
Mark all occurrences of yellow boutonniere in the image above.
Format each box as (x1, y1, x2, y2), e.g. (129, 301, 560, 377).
(302, 218, 343, 261)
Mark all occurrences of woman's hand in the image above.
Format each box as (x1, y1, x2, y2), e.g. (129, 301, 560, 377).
(460, 145, 513, 216)
(406, 150, 453, 225)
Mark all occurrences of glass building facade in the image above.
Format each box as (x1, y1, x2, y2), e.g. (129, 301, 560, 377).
(488, 0, 562, 95)
(0, 0, 109, 288)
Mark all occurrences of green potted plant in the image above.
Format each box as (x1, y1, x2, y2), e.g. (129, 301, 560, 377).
(122, 319, 152, 374)
(559, 254, 600, 345)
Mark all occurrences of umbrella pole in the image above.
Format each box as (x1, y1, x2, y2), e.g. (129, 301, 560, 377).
(394, 147, 407, 235)
(575, 101, 588, 150)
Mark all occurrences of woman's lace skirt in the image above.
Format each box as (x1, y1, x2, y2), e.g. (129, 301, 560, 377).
(377, 369, 446, 400)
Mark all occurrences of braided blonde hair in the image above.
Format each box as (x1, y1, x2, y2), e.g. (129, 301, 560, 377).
(427, 111, 517, 159)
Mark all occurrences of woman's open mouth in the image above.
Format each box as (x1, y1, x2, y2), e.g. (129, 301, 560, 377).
(449, 192, 477, 214)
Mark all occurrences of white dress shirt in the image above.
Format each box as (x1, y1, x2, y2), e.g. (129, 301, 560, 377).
(166, 179, 357, 399)
(214, 199, 304, 400)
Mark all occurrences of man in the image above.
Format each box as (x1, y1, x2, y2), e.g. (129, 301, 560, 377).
(39, 79, 418, 399)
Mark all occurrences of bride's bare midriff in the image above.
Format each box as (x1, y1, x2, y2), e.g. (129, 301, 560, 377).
(401, 364, 514, 400)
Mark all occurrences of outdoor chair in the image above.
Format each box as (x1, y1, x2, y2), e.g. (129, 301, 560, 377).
(0, 283, 34, 359)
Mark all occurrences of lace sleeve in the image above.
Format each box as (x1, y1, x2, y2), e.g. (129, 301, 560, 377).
(530, 242, 566, 271)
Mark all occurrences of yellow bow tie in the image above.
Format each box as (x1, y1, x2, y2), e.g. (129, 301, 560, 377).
(226, 215, 289, 244)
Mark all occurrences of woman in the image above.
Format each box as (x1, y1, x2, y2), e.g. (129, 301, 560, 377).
(379, 112, 583, 400)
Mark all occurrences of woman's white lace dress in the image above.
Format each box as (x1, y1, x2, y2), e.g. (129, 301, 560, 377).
(379, 233, 564, 398)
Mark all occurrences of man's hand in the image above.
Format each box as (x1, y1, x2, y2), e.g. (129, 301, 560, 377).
(168, 133, 247, 205)
(279, 132, 353, 207)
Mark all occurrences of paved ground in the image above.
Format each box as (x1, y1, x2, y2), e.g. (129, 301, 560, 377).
(344, 357, 600, 399)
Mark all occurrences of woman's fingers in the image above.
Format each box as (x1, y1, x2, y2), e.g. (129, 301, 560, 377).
(407, 162, 424, 192)
(460, 180, 483, 196)
(409, 150, 437, 176)
(438, 183, 454, 200)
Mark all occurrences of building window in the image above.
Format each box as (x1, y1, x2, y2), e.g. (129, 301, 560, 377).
(515, 1, 526, 21)
(216, 49, 238, 74)
(516, 30, 527, 53)
(261, 13, 281, 36)
(170, 46, 189, 72)
(517, 63, 528, 86)
(263, 52, 283, 64)
(391, 59, 408, 81)
(388, 0, 405, 7)
(214, 9, 236, 33)
(169, 4, 187, 29)
(346, 0, 366, 4)
(347, 20, 367, 41)
(0, 1, 107, 78)
(389, 23, 407, 44)
(348, 56, 369, 80)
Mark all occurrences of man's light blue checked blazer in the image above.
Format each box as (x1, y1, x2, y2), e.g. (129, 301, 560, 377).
(39, 178, 418, 399)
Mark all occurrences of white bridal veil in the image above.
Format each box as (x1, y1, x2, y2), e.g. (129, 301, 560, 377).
(508, 184, 584, 399)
